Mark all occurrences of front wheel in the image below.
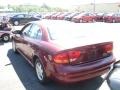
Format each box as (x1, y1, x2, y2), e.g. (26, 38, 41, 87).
(2, 34, 10, 42)
(35, 59, 48, 84)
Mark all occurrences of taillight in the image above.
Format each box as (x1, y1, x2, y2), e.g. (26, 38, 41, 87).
(103, 43, 113, 54)
(53, 51, 81, 64)
(68, 51, 81, 62)
(53, 53, 69, 64)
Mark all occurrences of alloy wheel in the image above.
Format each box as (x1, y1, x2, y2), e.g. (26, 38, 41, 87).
(36, 60, 44, 81)
(14, 21, 19, 26)
(2, 35, 10, 42)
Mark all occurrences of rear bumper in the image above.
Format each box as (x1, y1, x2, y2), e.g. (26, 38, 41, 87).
(51, 56, 115, 83)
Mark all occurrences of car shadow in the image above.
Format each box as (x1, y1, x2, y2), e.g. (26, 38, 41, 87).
(0, 40, 6, 45)
(7, 49, 104, 90)
(0, 40, 12, 45)
(0, 40, 4, 45)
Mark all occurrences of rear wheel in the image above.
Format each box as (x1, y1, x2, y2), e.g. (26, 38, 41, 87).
(80, 19, 83, 23)
(92, 19, 95, 22)
(13, 21, 19, 26)
(35, 58, 48, 84)
(2, 34, 10, 42)
(112, 19, 115, 23)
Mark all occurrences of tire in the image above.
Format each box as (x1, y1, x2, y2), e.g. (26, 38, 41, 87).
(92, 19, 95, 23)
(112, 19, 115, 23)
(13, 21, 19, 26)
(12, 40, 18, 53)
(35, 58, 48, 84)
(80, 19, 83, 23)
(2, 34, 10, 42)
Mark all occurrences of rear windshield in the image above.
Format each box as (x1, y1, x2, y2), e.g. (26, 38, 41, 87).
(47, 22, 90, 40)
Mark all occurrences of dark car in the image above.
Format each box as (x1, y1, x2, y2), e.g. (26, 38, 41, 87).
(9, 14, 41, 26)
(12, 20, 115, 84)
(64, 12, 80, 21)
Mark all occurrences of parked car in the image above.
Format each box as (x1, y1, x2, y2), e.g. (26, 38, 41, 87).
(29, 13, 42, 18)
(72, 12, 96, 23)
(64, 12, 80, 21)
(51, 12, 63, 20)
(56, 12, 71, 20)
(95, 13, 105, 22)
(9, 14, 41, 26)
(44, 13, 56, 19)
(103, 13, 120, 23)
(12, 20, 115, 84)
(0, 23, 12, 42)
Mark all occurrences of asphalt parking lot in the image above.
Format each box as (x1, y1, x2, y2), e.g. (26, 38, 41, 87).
(0, 22, 120, 90)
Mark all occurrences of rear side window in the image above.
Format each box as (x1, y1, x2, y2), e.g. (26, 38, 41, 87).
(15, 14, 25, 18)
(37, 30, 42, 39)
(29, 24, 42, 40)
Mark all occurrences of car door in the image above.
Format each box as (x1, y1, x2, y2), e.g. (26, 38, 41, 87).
(15, 14, 25, 24)
(24, 14, 33, 24)
(15, 23, 33, 57)
(20, 14, 32, 24)
(24, 24, 42, 62)
(117, 14, 120, 22)
(27, 14, 40, 22)
(87, 13, 93, 21)
(114, 14, 118, 22)
(82, 13, 88, 22)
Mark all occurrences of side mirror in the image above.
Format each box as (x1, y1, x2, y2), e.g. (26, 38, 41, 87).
(12, 30, 21, 34)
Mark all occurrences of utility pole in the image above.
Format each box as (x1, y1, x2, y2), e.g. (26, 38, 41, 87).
(93, 0, 95, 13)
(118, 4, 120, 12)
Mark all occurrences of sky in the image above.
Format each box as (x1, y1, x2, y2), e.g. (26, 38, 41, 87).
(0, 0, 120, 8)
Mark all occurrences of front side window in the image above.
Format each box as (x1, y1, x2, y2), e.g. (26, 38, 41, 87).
(22, 24, 32, 36)
(29, 24, 42, 40)
(25, 14, 32, 18)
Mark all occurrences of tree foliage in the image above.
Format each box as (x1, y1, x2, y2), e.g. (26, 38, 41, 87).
(2, 5, 68, 12)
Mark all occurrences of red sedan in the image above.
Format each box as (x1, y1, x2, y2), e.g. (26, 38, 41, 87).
(57, 12, 71, 20)
(44, 13, 56, 19)
(51, 12, 63, 20)
(103, 13, 120, 23)
(12, 20, 115, 84)
(72, 13, 96, 23)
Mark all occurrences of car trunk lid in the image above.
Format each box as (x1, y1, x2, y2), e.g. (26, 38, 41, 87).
(51, 38, 113, 65)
